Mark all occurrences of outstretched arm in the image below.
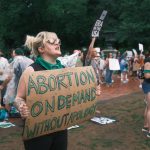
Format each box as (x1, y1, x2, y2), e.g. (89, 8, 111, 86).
(87, 37, 96, 59)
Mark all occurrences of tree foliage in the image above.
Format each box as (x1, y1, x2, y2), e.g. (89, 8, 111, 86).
(117, 0, 150, 48)
(0, 0, 149, 54)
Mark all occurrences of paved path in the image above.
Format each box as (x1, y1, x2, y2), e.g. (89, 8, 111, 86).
(98, 75, 141, 101)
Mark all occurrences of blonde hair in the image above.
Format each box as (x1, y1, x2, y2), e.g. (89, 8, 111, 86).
(24, 31, 58, 56)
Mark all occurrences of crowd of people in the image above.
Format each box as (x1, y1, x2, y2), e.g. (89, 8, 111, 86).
(77, 37, 148, 89)
(0, 31, 150, 149)
(0, 48, 33, 113)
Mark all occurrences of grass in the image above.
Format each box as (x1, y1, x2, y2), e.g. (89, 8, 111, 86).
(1, 91, 150, 150)
(68, 92, 150, 150)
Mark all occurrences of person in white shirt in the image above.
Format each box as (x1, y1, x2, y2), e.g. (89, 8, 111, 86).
(3, 48, 33, 111)
(0, 50, 10, 106)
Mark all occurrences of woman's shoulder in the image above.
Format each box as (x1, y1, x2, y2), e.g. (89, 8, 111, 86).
(23, 66, 34, 74)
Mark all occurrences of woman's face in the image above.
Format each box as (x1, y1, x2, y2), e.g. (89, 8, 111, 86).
(42, 38, 61, 58)
(12, 50, 16, 57)
(92, 48, 99, 58)
(109, 53, 113, 58)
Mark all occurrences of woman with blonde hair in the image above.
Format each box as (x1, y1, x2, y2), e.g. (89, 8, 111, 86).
(14, 31, 67, 150)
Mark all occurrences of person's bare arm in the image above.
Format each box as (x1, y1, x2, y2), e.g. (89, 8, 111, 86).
(144, 62, 150, 79)
(14, 67, 34, 118)
(89, 37, 96, 49)
(87, 37, 96, 58)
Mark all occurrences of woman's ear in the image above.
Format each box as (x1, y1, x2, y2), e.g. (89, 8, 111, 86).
(38, 47, 44, 54)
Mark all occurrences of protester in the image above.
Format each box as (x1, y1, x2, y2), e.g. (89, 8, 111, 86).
(104, 52, 113, 87)
(0, 50, 10, 106)
(73, 50, 84, 67)
(3, 48, 33, 113)
(85, 37, 101, 95)
(14, 31, 67, 150)
(116, 51, 122, 78)
(142, 53, 150, 138)
(128, 56, 134, 77)
(138, 54, 145, 88)
(132, 54, 140, 77)
(97, 52, 105, 84)
(8, 49, 15, 63)
(57, 50, 79, 67)
(81, 47, 88, 66)
(120, 52, 129, 83)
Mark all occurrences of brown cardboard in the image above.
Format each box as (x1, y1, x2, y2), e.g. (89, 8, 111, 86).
(22, 66, 97, 140)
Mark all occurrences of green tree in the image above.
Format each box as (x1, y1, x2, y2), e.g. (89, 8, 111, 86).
(117, 0, 150, 50)
(0, 0, 149, 54)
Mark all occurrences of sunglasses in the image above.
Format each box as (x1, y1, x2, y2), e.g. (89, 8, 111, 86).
(93, 51, 100, 54)
(47, 39, 61, 45)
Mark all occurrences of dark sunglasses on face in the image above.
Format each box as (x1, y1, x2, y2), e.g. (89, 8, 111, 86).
(47, 39, 61, 45)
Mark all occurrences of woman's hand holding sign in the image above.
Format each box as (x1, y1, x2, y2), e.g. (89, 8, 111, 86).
(19, 103, 30, 118)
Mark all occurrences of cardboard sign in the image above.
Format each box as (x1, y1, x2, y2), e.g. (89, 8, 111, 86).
(139, 43, 144, 52)
(109, 58, 120, 70)
(23, 66, 97, 140)
(91, 10, 107, 37)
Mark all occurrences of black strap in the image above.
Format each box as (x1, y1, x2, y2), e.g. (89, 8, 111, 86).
(30, 63, 46, 71)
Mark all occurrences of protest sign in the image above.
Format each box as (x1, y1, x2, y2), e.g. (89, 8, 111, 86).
(91, 10, 107, 37)
(139, 43, 144, 52)
(23, 66, 97, 140)
(0, 121, 15, 128)
(109, 58, 120, 70)
(57, 52, 79, 67)
(99, 59, 105, 70)
(126, 51, 133, 58)
(91, 117, 116, 125)
(132, 49, 138, 56)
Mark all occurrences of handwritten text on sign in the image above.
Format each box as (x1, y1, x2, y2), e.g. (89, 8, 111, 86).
(91, 10, 107, 37)
(23, 66, 97, 140)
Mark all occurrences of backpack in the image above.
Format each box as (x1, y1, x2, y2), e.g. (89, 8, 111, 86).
(0, 108, 8, 121)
